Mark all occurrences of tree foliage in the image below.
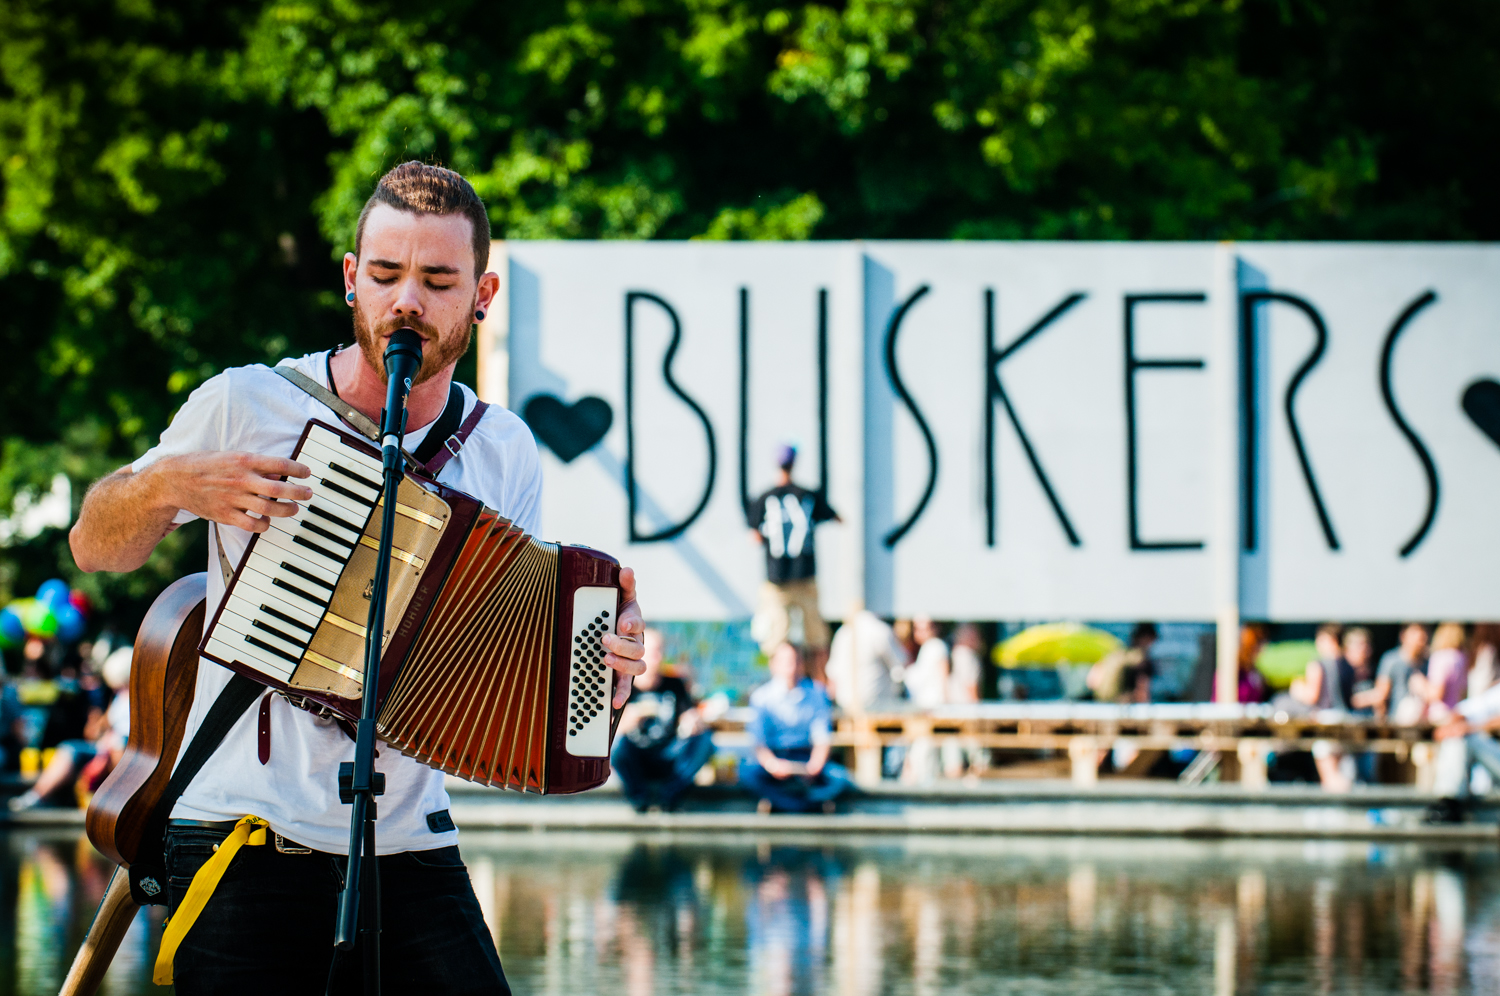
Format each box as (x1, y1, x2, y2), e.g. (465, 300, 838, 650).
(1, 0, 1496, 628)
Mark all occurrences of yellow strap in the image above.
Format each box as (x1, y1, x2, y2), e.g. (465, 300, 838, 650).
(152, 815, 269, 985)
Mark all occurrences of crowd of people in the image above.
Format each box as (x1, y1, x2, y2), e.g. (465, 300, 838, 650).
(609, 615, 1500, 811)
(0, 634, 132, 812)
(1214, 622, 1500, 796)
(609, 613, 989, 814)
(14, 612, 1500, 816)
(1222, 620, 1500, 726)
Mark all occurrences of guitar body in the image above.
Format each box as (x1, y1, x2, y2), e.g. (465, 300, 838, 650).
(63, 573, 207, 996)
(86, 571, 206, 866)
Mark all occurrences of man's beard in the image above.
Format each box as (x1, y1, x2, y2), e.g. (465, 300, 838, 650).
(351, 305, 473, 386)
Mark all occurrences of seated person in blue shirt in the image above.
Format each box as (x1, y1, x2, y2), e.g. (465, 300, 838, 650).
(743, 642, 851, 814)
(611, 629, 714, 812)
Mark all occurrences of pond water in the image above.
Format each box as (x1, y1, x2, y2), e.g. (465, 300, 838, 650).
(6, 828, 1500, 994)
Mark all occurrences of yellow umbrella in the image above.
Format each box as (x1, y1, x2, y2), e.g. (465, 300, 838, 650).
(992, 623, 1124, 668)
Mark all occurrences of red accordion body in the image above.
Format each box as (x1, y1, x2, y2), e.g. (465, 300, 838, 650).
(200, 419, 622, 794)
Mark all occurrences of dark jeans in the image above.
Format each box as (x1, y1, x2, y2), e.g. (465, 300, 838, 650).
(740, 747, 851, 813)
(610, 731, 715, 810)
(164, 824, 509, 996)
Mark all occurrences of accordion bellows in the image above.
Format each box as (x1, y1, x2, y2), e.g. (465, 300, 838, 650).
(201, 419, 621, 795)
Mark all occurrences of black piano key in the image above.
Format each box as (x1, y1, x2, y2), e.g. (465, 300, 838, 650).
(252, 618, 311, 649)
(321, 478, 376, 507)
(328, 461, 381, 493)
(306, 504, 364, 536)
(280, 561, 335, 592)
(272, 577, 330, 609)
(301, 520, 356, 549)
(246, 634, 303, 665)
(293, 534, 344, 563)
(261, 604, 316, 635)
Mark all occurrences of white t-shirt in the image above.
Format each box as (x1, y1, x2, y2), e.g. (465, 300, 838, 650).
(824, 611, 909, 711)
(132, 349, 543, 853)
(106, 691, 131, 739)
(1459, 681, 1500, 727)
(905, 638, 950, 708)
(948, 644, 982, 703)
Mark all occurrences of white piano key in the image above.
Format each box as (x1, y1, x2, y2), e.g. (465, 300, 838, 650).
(306, 425, 382, 467)
(272, 508, 360, 551)
(306, 423, 348, 446)
(224, 588, 320, 642)
(205, 634, 295, 680)
(218, 606, 309, 660)
(230, 570, 326, 630)
(300, 503, 367, 542)
(308, 439, 382, 477)
(299, 441, 383, 495)
(297, 439, 378, 485)
(297, 467, 379, 521)
(250, 556, 340, 605)
(257, 523, 345, 577)
(239, 562, 333, 614)
(255, 526, 345, 583)
(300, 435, 383, 482)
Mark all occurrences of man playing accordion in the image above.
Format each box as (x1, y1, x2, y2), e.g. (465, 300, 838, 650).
(69, 161, 647, 995)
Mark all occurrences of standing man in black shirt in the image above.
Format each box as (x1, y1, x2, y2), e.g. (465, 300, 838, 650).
(746, 445, 840, 675)
(611, 629, 713, 812)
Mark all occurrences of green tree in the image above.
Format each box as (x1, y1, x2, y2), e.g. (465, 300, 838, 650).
(1, 0, 1496, 632)
(0, 0, 340, 620)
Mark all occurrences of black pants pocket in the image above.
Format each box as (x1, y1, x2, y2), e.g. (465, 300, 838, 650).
(164, 827, 230, 914)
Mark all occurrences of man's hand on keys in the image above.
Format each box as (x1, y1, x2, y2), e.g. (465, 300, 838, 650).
(152, 451, 313, 533)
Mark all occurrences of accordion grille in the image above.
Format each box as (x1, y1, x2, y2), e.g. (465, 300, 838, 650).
(376, 509, 559, 791)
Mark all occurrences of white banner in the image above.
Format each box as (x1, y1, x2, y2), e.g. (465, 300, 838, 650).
(504, 242, 863, 622)
(497, 241, 1500, 622)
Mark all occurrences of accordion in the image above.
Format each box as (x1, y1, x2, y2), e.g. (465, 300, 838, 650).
(199, 419, 622, 794)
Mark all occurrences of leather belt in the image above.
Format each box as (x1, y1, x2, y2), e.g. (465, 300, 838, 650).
(167, 817, 315, 855)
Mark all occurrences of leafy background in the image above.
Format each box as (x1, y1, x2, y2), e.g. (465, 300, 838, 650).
(2, 0, 1496, 632)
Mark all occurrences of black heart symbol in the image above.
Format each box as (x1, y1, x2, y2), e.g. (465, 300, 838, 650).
(522, 394, 613, 462)
(1462, 378, 1500, 451)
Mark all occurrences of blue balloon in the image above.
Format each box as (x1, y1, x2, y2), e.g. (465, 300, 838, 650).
(0, 608, 23, 649)
(53, 603, 85, 644)
(36, 579, 71, 608)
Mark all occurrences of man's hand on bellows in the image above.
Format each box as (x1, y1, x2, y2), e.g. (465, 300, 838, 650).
(160, 452, 313, 533)
(602, 566, 646, 708)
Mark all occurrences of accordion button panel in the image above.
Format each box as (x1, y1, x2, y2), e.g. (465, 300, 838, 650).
(564, 586, 618, 758)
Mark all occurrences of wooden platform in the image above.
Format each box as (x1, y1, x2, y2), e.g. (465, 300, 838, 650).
(710, 703, 1439, 789)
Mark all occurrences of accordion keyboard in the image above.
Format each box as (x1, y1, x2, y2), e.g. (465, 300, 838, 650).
(205, 424, 381, 685)
(205, 423, 450, 698)
(565, 587, 618, 757)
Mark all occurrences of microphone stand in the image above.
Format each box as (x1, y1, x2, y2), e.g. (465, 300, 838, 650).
(333, 329, 423, 995)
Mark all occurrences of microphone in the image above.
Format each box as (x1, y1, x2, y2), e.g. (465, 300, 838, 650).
(384, 327, 423, 390)
(380, 328, 424, 450)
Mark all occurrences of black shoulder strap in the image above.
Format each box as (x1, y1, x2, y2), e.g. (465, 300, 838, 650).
(410, 383, 465, 467)
(127, 674, 264, 905)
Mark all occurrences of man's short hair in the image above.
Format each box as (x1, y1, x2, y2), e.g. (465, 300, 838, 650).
(354, 161, 491, 278)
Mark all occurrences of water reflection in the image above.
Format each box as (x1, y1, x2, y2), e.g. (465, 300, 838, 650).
(2, 829, 1499, 994)
(475, 834, 1500, 996)
(0, 831, 164, 996)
